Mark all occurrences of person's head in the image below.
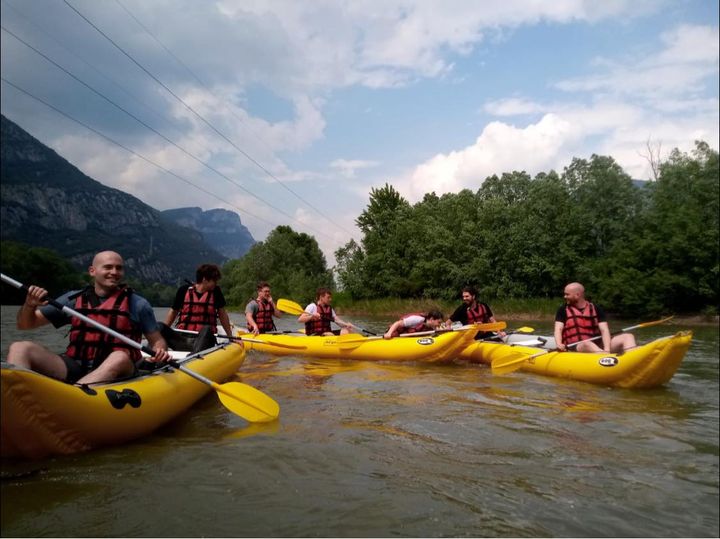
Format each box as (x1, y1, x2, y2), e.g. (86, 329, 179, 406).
(256, 281, 271, 301)
(196, 264, 222, 288)
(89, 251, 124, 292)
(425, 309, 445, 329)
(315, 287, 333, 305)
(563, 282, 585, 305)
(461, 286, 478, 305)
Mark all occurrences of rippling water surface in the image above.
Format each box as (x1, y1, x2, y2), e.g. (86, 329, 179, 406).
(1, 307, 718, 537)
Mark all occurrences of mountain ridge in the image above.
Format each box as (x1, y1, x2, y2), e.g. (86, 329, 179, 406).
(0, 114, 254, 284)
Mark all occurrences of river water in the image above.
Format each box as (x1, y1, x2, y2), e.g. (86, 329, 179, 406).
(1, 306, 718, 537)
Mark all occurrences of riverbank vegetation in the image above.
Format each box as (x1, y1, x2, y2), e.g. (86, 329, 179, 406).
(1, 143, 717, 321)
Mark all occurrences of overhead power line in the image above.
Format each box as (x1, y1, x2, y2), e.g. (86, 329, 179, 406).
(66, 0, 357, 239)
(1, 24, 334, 240)
(1, 76, 277, 228)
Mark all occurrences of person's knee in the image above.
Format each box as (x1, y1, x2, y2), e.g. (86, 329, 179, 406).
(101, 352, 136, 377)
(7, 341, 38, 365)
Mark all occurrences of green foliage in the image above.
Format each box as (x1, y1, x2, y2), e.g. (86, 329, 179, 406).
(223, 225, 334, 307)
(0, 241, 86, 303)
(334, 142, 719, 317)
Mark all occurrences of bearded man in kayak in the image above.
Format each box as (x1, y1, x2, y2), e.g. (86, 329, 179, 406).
(554, 282, 636, 353)
(7, 251, 170, 384)
(384, 310, 445, 339)
(163, 263, 234, 351)
(449, 285, 507, 340)
(245, 281, 282, 335)
(298, 287, 353, 336)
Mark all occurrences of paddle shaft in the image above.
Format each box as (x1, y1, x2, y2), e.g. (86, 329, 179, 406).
(567, 316, 673, 349)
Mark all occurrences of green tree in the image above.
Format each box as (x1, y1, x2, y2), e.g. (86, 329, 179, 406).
(223, 226, 334, 307)
(0, 241, 86, 303)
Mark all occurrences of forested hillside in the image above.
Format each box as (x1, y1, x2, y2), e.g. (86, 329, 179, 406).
(333, 142, 718, 316)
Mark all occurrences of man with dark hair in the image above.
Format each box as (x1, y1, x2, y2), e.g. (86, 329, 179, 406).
(449, 285, 505, 339)
(7, 250, 169, 384)
(163, 263, 234, 351)
(384, 310, 445, 339)
(297, 287, 353, 336)
(245, 281, 282, 335)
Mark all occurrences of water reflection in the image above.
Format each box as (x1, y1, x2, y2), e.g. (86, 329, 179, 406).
(1, 307, 718, 537)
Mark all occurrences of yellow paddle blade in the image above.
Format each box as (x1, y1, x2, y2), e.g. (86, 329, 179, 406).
(472, 321, 507, 332)
(277, 298, 305, 316)
(634, 316, 674, 329)
(514, 326, 535, 333)
(491, 350, 549, 375)
(214, 381, 280, 423)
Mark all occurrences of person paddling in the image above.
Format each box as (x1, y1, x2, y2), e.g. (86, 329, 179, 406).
(7, 250, 170, 384)
(298, 287, 353, 336)
(384, 310, 445, 339)
(448, 285, 506, 340)
(554, 282, 636, 353)
(163, 263, 234, 351)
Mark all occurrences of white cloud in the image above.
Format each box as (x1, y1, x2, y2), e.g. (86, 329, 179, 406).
(395, 114, 575, 201)
(329, 159, 380, 179)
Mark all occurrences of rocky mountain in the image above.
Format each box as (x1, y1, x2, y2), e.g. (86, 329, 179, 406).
(161, 207, 255, 260)
(0, 114, 242, 285)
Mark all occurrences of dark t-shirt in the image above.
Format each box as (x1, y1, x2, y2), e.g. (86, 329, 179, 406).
(450, 302, 493, 325)
(555, 303, 607, 323)
(171, 285, 226, 312)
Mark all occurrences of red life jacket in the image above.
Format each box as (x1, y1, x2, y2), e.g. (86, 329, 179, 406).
(176, 286, 217, 331)
(466, 302, 490, 323)
(65, 286, 142, 370)
(248, 298, 276, 333)
(390, 312, 429, 337)
(562, 302, 600, 344)
(305, 303, 333, 336)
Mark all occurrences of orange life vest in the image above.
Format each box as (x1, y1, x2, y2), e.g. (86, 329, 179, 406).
(65, 286, 142, 370)
(466, 302, 491, 324)
(305, 303, 333, 336)
(248, 298, 276, 333)
(562, 303, 600, 344)
(176, 286, 217, 331)
(390, 312, 429, 337)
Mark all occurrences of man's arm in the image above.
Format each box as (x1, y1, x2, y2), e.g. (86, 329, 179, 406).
(145, 330, 170, 362)
(164, 308, 178, 326)
(554, 321, 566, 351)
(217, 308, 234, 338)
(17, 285, 53, 330)
(598, 321, 612, 352)
(298, 304, 316, 324)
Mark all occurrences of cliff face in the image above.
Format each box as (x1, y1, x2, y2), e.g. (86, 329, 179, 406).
(161, 207, 255, 260)
(0, 114, 228, 285)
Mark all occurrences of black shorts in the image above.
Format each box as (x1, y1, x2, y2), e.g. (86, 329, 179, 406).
(60, 353, 139, 384)
(59, 354, 88, 384)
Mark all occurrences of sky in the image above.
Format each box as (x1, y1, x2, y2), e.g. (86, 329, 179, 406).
(1, 0, 718, 265)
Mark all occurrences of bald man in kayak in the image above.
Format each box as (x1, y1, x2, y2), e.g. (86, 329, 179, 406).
(554, 282, 636, 353)
(7, 250, 170, 384)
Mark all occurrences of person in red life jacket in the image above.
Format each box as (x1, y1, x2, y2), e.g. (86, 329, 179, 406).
(384, 310, 445, 339)
(449, 285, 506, 340)
(554, 282, 637, 353)
(7, 251, 170, 384)
(245, 281, 282, 335)
(163, 264, 234, 349)
(298, 287, 353, 336)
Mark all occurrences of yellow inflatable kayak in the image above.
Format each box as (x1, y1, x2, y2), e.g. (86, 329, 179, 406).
(458, 332, 693, 388)
(1, 342, 246, 459)
(242, 327, 480, 362)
